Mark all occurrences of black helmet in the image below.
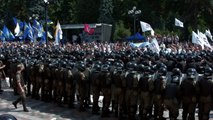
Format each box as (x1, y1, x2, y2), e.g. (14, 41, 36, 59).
(78, 63, 85, 72)
(93, 64, 101, 72)
(138, 64, 145, 72)
(143, 66, 152, 74)
(187, 68, 197, 79)
(95, 60, 102, 65)
(157, 63, 167, 69)
(204, 66, 213, 78)
(104, 61, 112, 66)
(126, 62, 137, 70)
(101, 64, 110, 72)
(143, 66, 153, 78)
(158, 67, 167, 76)
(86, 58, 93, 65)
(115, 67, 123, 73)
(197, 65, 205, 74)
(171, 75, 180, 84)
(172, 68, 181, 76)
(0, 114, 17, 120)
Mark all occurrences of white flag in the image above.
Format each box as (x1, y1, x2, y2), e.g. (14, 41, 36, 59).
(192, 31, 204, 49)
(47, 31, 53, 39)
(14, 22, 20, 36)
(198, 31, 212, 49)
(140, 21, 153, 32)
(175, 18, 184, 28)
(205, 29, 213, 41)
(54, 21, 63, 46)
(151, 30, 155, 36)
(149, 38, 160, 53)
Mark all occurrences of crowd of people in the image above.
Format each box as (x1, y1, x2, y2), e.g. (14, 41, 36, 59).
(0, 36, 213, 120)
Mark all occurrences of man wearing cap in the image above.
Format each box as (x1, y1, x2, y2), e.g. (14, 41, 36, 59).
(12, 63, 29, 112)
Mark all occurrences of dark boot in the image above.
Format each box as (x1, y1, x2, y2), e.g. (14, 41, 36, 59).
(12, 97, 22, 109)
(21, 95, 29, 112)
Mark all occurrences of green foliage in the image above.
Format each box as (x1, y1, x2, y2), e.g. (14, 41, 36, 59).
(75, 0, 100, 23)
(114, 20, 131, 41)
(0, 0, 212, 42)
(98, 0, 114, 24)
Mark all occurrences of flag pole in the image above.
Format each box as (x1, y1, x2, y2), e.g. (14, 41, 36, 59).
(44, 0, 48, 47)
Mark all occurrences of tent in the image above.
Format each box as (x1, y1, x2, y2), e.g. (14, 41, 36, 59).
(127, 32, 146, 41)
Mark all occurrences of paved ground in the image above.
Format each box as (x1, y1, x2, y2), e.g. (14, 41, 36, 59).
(0, 79, 211, 120)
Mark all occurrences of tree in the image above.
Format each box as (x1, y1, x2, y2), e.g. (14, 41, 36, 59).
(76, 0, 100, 23)
(98, 0, 114, 24)
(114, 20, 131, 41)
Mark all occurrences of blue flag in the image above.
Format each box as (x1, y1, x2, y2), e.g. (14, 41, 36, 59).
(32, 20, 43, 39)
(2, 26, 15, 41)
(13, 17, 24, 29)
(23, 22, 29, 39)
(13, 17, 17, 25)
(40, 31, 46, 44)
(28, 23, 34, 42)
(0, 30, 5, 42)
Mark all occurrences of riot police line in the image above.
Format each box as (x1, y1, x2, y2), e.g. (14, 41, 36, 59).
(1, 42, 213, 120)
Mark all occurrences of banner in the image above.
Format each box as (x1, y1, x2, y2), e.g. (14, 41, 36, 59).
(149, 38, 160, 53)
(129, 42, 150, 48)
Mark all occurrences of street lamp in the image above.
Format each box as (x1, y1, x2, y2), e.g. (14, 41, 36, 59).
(128, 6, 141, 41)
(44, 0, 49, 47)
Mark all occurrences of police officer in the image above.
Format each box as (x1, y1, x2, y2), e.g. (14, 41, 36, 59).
(76, 63, 88, 112)
(138, 65, 154, 119)
(34, 62, 44, 100)
(41, 63, 52, 102)
(64, 63, 75, 108)
(91, 63, 101, 114)
(84, 59, 92, 108)
(112, 63, 125, 118)
(100, 64, 112, 117)
(179, 68, 198, 120)
(125, 61, 138, 120)
(55, 61, 66, 105)
(196, 66, 213, 120)
(164, 68, 182, 120)
(153, 66, 167, 120)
